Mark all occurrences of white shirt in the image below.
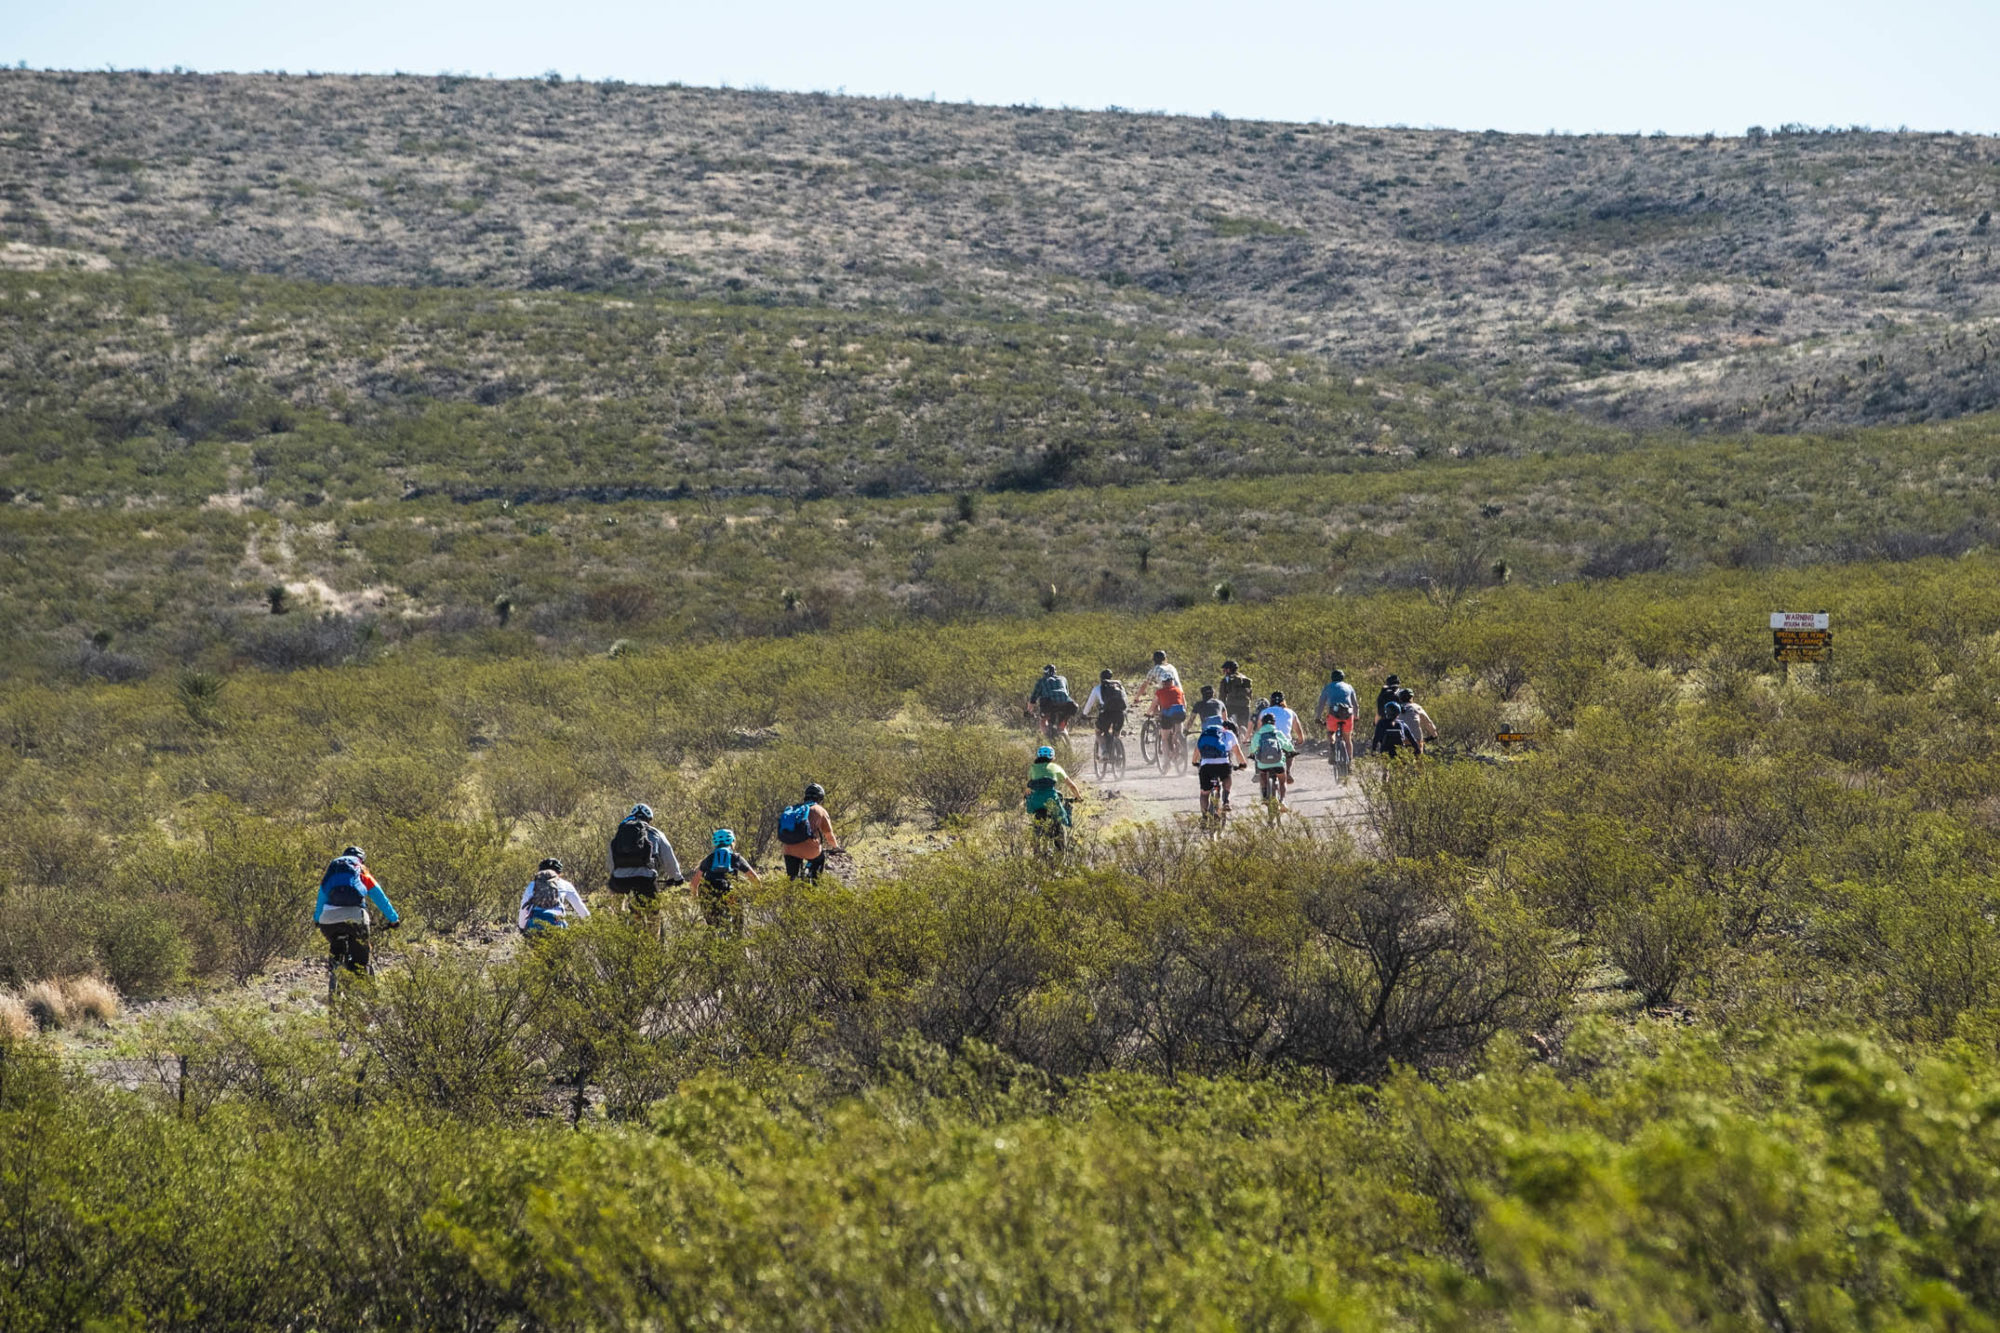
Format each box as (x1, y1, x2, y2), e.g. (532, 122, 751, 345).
(518, 876, 590, 931)
(1141, 663, 1182, 696)
(1082, 683, 1130, 717)
(1263, 705, 1302, 740)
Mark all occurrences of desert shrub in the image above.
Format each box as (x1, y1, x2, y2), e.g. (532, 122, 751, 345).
(373, 816, 519, 932)
(483, 741, 594, 827)
(91, 898, 193, 998)
(0, 813, 108, 891)
(1421, 685, 1507, 751)
(1602, 876, 1721, 1007)
(1367, 760, 1529, 863)
(325, 747, 464, 821)
(338, 953, 548, 1119)
(0, 886, 100, 986)
(126, 806, 319, 981)
(240, 613, 370, 669)
(905, 726, 1019, 826)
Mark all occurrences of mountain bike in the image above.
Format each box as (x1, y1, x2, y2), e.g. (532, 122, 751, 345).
(1031, 797, 1079, 859)
(1326, 718, 1354, 780)
(1138, 716, 1162, 767)
(325, 919, 397, 999)
(1093, 724, 1127, 780)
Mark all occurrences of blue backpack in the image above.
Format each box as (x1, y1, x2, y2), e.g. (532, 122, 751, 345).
(1196, 727, 1231, 761)
(320, 856, 366, 908)
(778, 802, 814, 843)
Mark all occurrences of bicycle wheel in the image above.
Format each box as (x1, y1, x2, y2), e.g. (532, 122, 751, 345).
(1093, 733, 1112, 780)
(1138, 719, 1159, 765)
(1109, 733, 1127, 780)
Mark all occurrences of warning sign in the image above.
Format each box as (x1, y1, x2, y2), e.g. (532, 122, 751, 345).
(1773, 643, 1833, 664)
(1770, 612, 1830, 630)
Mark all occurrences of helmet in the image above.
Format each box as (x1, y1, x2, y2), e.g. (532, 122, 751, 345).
(1330, 669, 1345, 682)
(1200, 684, 1215, 697)
(1385, 675, 1400, 686)
(628, 803, 654, 821)
(538, 857, 563, 873)
(712, 828, 735, 848)
(1035, 745, 1055, 761)
(1259, 713, 1275, 727)
(1397, 688, 1414, 703)
(1383, 701, 1403, 718)
(1152, 650, 1167, 663)
(1100, 668, 1113, 681)
(1269, 690, 1285, 704)
(1043, 663, 1057, 674)
(1222, 659, 1238, 672)
(804, 782, 827, 802)
(342, 845, 365, 861)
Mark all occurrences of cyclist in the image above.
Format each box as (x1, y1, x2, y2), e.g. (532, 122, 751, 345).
(1148, 670, 1189, 738)
(608, 802, 685, 908)
(313, 845, 400, 977)
(1372, 675, 1403, 750)
(1263, 690, 1307, 778)
(1218, 660, 1255, 733)
(1025, 744, 1083, 834)
(1377, 701, 1412, 760)
(1317, 669, 1359, 762)
(1249, 711, 1297, 809)
(1193, 715, 1246, 821)
(777, 783, 841, 881)
(693, 829, 762, 931)
(1395, 687, 1437, 755)
(1081, 669, 1130, 761)
(1027, 664, 1078, 736)
(1192, 683, 1225, 727)
(1139, 649, 1183, 698)
(519, 857, 590, 936)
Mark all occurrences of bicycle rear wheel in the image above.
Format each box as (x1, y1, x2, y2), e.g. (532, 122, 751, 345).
(1109, 733, 1127, 780)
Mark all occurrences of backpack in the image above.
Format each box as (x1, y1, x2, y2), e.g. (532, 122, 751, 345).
(527, 872, 563, 912)
(1101, 680, 1126, 709)
(1045, 674, 1071, 703)
(320, 856, 366, 909)
(702, 849, 741, 889)
(1255, 731, 1286, 766)
(610, 819, 654, 870)
(1220, 675, 1252, 704)
(778, 802, 815, 844)
(1379, 724, 1404, 756)
(1196, 728, 1231, 761)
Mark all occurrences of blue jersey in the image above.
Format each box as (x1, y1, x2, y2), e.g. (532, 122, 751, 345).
(1317, 681, 1358, 717)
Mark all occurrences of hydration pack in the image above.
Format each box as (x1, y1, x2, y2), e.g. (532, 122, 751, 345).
(1196, 728, 1231, 762)
(1255, 731, 1286, 766)
(527, 872, 563, 912)
(1331, 702, 1355, 720)
(1101, 680, 1126, 709)
(778, 802, 815, 844)
(610, 819, 654, 870)
(701, 849, 743, 890)
(319, 856, 366, 909)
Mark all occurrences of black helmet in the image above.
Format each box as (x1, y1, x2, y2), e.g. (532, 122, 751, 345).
(1100, 668, 1113, 681)
(1043, 663, 1057, 674)
(1330, 669, 1345, 683)
(804, 782, 826, 802)
(1152, 649, 1167, 663)
(1269, 690, 1285, 704)
(1397, 688, 1414, 703)
(1222, 659, 1238, 672)
(539, 857, 563, 873)
(1385, 674, 1400, 686)
(342, 845, 365, 861)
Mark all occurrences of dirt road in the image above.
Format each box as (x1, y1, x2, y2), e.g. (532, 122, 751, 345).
(1084, 743, 1372, 836)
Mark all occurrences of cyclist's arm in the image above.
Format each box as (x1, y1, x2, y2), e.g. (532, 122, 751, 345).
(651, 829, 684, 882)
(366, 882, 400, 926)
(811, 805, 840, 852)
(517, 885, 534, 932)
(562, 882, 591, 920)
(312, 884, 329, 923)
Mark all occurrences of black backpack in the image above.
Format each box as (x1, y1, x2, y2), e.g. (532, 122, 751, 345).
(1102, 680, 1126, 708)
(610, 820, 654, 870)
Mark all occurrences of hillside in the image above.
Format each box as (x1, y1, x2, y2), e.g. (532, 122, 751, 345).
(5, 69, 2000, 430)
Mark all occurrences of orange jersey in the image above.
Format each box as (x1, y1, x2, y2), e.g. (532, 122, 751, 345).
(1155, 680, 1186, 709)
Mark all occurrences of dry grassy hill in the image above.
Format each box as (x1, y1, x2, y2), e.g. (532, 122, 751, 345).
(5, 69, 1999, 430)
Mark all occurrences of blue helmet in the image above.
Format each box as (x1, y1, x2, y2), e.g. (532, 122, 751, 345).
(712, 828, 735, 848)
(1383, 701, 1403, 718)
(1035, 745, 1055, 762)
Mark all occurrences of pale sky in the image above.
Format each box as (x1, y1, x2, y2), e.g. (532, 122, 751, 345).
(8, 0, 1997, 136)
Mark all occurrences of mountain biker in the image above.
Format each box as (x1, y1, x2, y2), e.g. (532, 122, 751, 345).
(1376, 701, 1409, 760)
(1218, 661, 1255, 732)
(1372, 675, 1403, 750)
(1028, 664, 1078, 735)
(1193, 684, 1225, 726)
(1025, 744, 1082, 832)
(607, 803, 685, 907)
(777, 783, 841, 881)
(519, 857, 590, 936)
(1139, 649, 1182, 698)
(1193, 715, 1246, 818)
(313, 845, 400, 976)
(1081, 669, 1129, 751)
(1250, 711, 1297, 809)
(1263, 690, 1306, 776)
(1148, 671, 1189, 737)
(1317, 669, 1359, 753)
(1394, 688, 1438, 752)
(693, 829, 761, 931)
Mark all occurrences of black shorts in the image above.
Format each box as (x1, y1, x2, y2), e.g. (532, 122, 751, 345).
(1095, 709, 1125, 736)
(609, 874, 660, 904)
(319, 921, 370, 971)
(784, 852, 826, 880)
(1198, 762, 1234, 792)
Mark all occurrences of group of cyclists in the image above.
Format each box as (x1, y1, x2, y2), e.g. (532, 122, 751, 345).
(312, 782, 845, 985)
(1023, 651, 1440, 836)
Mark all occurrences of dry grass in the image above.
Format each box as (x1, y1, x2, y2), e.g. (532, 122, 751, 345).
(61, 976, 120, 1025)
(0, 995, 34, 1043)
(20, 980, 71, 1029)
